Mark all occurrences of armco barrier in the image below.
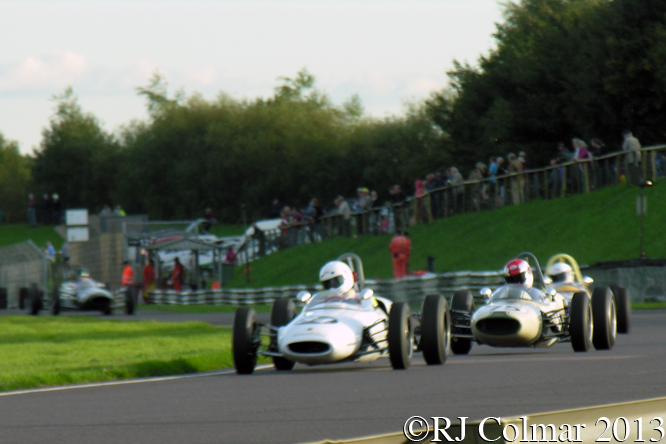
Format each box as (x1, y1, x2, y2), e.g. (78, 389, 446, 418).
(143, 271, 506, 307)
(307, 396, 666, 443)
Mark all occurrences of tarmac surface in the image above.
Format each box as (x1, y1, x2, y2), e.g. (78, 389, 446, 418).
(0, 309, 663, 444)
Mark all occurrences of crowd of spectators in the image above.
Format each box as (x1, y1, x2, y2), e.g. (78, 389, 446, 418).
(251, 130, 660, 249)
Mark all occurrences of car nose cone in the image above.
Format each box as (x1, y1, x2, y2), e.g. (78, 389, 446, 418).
(472, 302, 542, 347)
(278, 321, 358, 365)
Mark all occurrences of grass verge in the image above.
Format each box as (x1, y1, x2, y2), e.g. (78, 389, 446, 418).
(0, 316, 244, 392)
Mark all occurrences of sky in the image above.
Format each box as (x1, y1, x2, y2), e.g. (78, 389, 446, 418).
(0, 0, 505, 154)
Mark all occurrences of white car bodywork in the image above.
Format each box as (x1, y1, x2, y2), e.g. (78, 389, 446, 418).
(277, 291, 392, 365)
(58, 277, 118, 311)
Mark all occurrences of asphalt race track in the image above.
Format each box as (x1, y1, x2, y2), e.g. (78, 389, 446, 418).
(0, 310, 664, 444)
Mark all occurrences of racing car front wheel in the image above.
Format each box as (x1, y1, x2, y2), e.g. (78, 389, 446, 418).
(592, 287, 617, 350)
(388, 302, 413, 370)
(233, 307, 259, 374)
(50, 286, 61, 315)
(450, 291, 474, 355)
(570, 292, 592, 352)
(270, 298, 296, 371)
(610, 284, 630, 334)
(420, 294, 451, 365)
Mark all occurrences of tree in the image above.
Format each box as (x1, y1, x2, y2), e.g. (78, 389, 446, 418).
(31, 87, 120, 212)
(0, 134, 31, 223)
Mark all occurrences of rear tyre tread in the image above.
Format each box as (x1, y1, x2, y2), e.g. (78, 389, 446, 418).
(388, 302, 413, 370)
(270, 298, 297, 371)
(420, 294, 450, 365)
(450, 290, 474, 355)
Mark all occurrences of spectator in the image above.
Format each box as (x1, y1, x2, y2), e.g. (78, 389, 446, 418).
(507, 153, 524, 205)
(557, 142, 574, 164)
(203, 208, 216, 233)
(46, 241, 56, 261)
(590, 138, 611, 187)
(60, 242, 70, 263)
(290, 208, 304, 245)
(278, 206, 292, 249)
(356, 187, 372, 235)
(51, 193, 62, 224)
(496, 157, 507, 207)
(251, 222, 267, 257)
(446, 167, 464, 215)
(388, 185, 407, 231)
(370, 190, 381, 234)
(172, 257, 184, 292)
(548, 159, 563, 197)
(27, 194, 36, 228)
(41, 194, 51, 225)
(121, 260, 135, 287)
(573, 138, 593, 192)
(389, 230, 411, 279)
(622, 130, 642, 184)
(99, 204, 112, 216)
(142, 259, 156, 302)
(224, 248, 237, 265)
(335, 196, 351, 238)
(114, 205, 126, 217)
(414, 180, 429, 224)
(309, 198, 325, 242)
(468, 163, 485, 211)
(270, 199, 282, 219)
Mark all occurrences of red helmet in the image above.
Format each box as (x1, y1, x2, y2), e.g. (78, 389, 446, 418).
(503, 259, 534, 288)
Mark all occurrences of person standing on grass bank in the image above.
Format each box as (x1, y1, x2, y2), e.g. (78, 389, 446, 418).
(142, 259, 155, 303)
(121, 261, 135, 288)
(389, 230, 411, 279)
(172, 257, 184, 292)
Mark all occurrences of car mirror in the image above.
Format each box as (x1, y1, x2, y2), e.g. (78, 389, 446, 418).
(480, 287, 492, 299)
(360, 288, 374, 300)
(546, 288, 557, 301)
(296, 291, 312, 303)
(583, 276, 594, 285)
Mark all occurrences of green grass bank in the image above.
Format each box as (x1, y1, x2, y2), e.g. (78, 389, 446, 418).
(226, 182, 666, 288)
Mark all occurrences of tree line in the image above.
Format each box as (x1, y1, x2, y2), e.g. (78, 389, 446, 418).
(4, 0, 665, 224)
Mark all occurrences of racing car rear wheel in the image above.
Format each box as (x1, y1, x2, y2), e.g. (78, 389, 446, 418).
(570, 292, 592, 352)
(388, 302, 413, 370)
(50, 286, 61, 315)
(233, 307, 259, 374)
(610, 284, 630, 334)
(29, 284, 42, 316)
(450, 290, 474, 355)
(592, 287, 617, 350)
(270, 298, 296, 371)
(125, 286, 136, 315)
(420, 294, 451, 365)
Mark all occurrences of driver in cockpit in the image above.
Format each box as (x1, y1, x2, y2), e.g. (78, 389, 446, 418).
(319, 261, 359, 303)
(547, 262, 574, 284)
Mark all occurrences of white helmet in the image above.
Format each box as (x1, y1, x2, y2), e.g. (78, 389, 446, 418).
(503, 259, 534, 288)
(547, 262, 573, 283)
(319, 261, 354, 295)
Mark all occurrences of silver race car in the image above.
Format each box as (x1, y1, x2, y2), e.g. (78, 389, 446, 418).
(29, 267, 135, 316)
(232, 253, 451, 373)
(450, 252, 619, 355)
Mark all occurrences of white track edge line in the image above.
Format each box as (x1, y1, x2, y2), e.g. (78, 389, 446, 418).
(0, 364, 274, 397)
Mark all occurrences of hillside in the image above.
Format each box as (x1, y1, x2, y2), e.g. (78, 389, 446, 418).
(226, 181, 666, 288)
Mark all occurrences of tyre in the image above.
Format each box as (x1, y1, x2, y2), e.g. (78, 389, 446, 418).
(570, 292, 592, 352)
(50, 286, 61, 315)
(592, 287, 617, 350)
(450, 290, 474, 355)
(420, 294, 451, 365)
(29, 284, 41, 316)
(125, 286, 136, 315)
(388, 302, 413, 370)
(233, 307, 259, 374)
(270, 298, 297, 371)
(610, 284, 630, 334)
